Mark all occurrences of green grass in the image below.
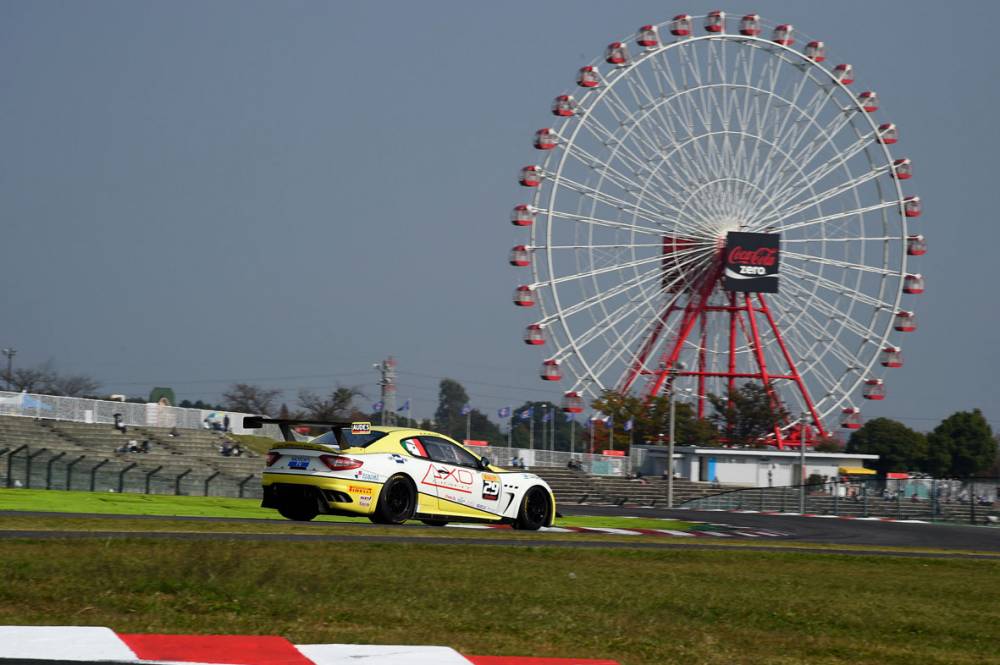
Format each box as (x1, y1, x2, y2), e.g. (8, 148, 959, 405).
(0, 489, 693, 531)
(0, 537, 997, 665)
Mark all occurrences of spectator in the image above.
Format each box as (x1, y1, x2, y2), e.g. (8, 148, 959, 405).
(169, 426, 180, 438)
(139, 439, 150, 453)
(113, 413, 127, 435)
(219, 441, 232, 456)
(231, 443, 243, 457)
(223, 414, 231, 433)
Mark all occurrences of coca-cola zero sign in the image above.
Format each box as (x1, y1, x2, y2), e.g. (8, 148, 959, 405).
(724, 231, 780, 293)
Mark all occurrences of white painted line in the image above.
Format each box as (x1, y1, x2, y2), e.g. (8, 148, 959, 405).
(0, 626, 138, 661)
(652, 529, 694, 537)
(731, 531, 761, 537)
(699, 531, 731, 537)
(588, 527, 642, 535)
(299, 643, 472, 665)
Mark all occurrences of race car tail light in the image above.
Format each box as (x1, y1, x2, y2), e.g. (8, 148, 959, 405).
(265, 452, 282, 467)
(319, 454, 363, 471)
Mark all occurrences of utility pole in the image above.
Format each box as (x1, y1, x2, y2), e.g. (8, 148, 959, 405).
(799, 412, 808, 514)
(374, 356, 397, 425)
(667, 362, 685, 508)
(2, 348, 15, 391)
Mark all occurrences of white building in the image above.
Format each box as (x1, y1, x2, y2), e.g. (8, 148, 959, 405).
(636, 445, 879, 487)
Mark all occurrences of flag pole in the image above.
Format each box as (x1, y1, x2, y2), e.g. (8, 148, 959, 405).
(529, 410, 534, 450)
(507, 410, 512, 449)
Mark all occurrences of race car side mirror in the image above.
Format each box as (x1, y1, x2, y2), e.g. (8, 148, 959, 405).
(478, 457, 491, 470)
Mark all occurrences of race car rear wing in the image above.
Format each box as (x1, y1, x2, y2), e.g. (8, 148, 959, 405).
(243, 416, 355, 442)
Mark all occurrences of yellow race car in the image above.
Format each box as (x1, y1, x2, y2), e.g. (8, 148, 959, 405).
(245, 417, 556, 530)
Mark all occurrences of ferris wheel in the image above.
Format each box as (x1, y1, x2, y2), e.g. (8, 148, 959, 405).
(509, 12, 925, 447)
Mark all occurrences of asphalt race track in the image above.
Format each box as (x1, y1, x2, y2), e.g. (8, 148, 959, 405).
(2, 507, 999, 558)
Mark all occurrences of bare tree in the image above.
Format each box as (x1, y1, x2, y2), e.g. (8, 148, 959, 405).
(222, 383, 282, 415)
(48, 373, 101, 397)
(298, 386, 365, 421)
(1, 360, 99, 396)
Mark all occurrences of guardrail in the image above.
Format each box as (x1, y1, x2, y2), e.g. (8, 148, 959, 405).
(0, 446, 262, 499)
(681, 477, 1000, 525)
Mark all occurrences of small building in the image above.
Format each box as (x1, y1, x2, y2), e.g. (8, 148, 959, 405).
(635, 445, 879, 487)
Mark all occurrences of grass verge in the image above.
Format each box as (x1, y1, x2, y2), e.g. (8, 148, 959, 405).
(0, 537, 997, 665)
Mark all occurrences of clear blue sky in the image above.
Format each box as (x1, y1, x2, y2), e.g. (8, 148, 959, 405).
(1, 1, 997, 432)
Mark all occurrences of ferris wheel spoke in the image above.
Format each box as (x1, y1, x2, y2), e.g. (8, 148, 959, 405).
(543, 207, 696, 240)
(548, 176, 676, 228)
(754, 165, 891, 229)
(579, 101, 710, 210)
(538, 260, 682, 323)
(558, 139, 700, 224)
(778, 279, 879, 343)
(547, 245, 708, 288)
(773, 295, 867, 385)
(783, 250, 900, 277)
(776, 201, 899, 234)
(771, 319, 847, 405)
(763, 131, 880, 213)
(780, 262, 892, 310)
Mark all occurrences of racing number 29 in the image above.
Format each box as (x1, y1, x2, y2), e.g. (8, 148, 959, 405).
(482, 480, 500, 501)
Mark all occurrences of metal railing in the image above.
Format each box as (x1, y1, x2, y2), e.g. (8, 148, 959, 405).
(0, 446, 263, 499)
(681, 477, 1000, 525)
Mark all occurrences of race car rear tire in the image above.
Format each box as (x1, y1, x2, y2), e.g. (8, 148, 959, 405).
(277, 500, 319, 522)
(420, 519, 448, 527)
(370, 475, 415, 525)
(513, 486, 551, 531)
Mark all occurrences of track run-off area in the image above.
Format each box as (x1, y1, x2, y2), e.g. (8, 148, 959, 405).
(2, 504, 998, 559)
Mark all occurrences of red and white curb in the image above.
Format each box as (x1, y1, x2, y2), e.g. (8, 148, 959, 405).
(699, 509, 929, 524)
(0, 626, 619, 665)
(445, 523, 789, 538)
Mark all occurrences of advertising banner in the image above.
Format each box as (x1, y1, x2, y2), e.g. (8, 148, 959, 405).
(723, 231, 780, 293)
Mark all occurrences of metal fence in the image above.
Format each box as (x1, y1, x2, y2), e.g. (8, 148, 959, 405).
(0, 390, 280, 437)
(681, 476, 1000, 525)
(477, 445, 629, 476)
(0, 446, 262, 499)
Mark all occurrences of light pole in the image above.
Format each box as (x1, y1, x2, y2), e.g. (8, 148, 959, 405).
(799, 412, 809, 514)
(667, 362, 685, 508)
(2, 348, 15, 391)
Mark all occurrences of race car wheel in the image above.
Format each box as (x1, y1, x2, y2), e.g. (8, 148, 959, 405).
(277, 499, 319, 522)
(514, 486, 551, 531)
(420, 519, 448, 527)
(371, 475, 415, 525)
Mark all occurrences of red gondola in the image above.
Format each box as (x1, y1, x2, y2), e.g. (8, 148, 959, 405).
(894, 310, 917, 332)
(705, 10, 725, 33)
(519, 165, 542, 187)
(524, 324, 545, 345)
(841, 407, 863, 430)
(637, 25, 659, 48)
(540, 359, 562, 381)
(509, 245, 530, 267)
(534, 128, 557, 150)
(878, 123, 898, 145)
(858, 91, 879, 112)
(670, 14, 692, 37)
(892, 158, 912, 180)
(772, 24, 794, 46)
(804, 41, 825, 62)
(834, 64, 854, 85)
(903, 273, 924, 294)
(739, 14, 761, 36)
(605, 42, 629, 65)
(903, 196, 921, 218)
(906, 234, 927, 256)
(881, 346, 903, 368)
(862, 378, 885, 401)
(511, 204, 536, 227)
(551, 95, 577, 117)
(513, 286, 535, 307)
(577, 66, 600, 88)
(562, 391, 585, 413)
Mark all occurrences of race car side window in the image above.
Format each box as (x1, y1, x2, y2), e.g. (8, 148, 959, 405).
(422, 437, 479, 468)
(400, 437, 429, 458)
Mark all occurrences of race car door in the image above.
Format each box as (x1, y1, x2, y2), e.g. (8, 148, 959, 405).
(397, 436, 441, 514)
(419, 437, 500, 519)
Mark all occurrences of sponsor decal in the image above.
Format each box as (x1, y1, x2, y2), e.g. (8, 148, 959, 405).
(481, 473, 501, 501)
(390, 453, 406, 464)
(351, 422, 372, 435)
(358, 495, 372, 507)
(288, 457, 310, 470)
(723, 231, 780, 293)
(401, 438, 427, 458)
(348, 485, 373, 495)
(353, 469, 381, 482)
(421, 465, 473, 494)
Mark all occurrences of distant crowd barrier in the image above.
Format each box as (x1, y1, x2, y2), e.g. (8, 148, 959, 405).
(479, 445, 629, 476)
(0, 390, 279, 437)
